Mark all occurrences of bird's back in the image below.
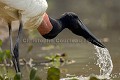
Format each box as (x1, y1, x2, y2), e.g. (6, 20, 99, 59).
(0, 2, 19, 23)
(0, 0, 48, 29)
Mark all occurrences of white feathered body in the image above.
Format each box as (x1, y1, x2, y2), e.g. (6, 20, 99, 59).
(0, 0, 48, 29)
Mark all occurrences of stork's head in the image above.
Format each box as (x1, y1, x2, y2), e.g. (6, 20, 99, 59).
(59, 12, 105, 48)
(37, 12, 105, 48)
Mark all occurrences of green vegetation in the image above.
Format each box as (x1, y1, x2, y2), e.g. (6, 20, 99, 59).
(47, 67, 60, 80)
(0, 40, 106, 80)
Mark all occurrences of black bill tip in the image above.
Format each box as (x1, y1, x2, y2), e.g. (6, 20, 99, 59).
(87, 37, 105, 48)
(78, 20, 106, 48)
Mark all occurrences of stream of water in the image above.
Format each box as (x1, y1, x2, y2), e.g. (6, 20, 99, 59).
(94, 45, 113, 79)
(61, 46, 113, 80)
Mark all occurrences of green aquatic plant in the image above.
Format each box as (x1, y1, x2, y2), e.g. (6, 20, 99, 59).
(47, 67, 60, 80)
(0, 40, 12, 80)
(29, 67, 41, 80)
(0, 40, 108, 80)
(45, 53, 66, 68)
(0, 40, 2, 47)
(0, 40, 40, 80)
(14, 72, 22, 80)
(89, 75, 99, 80)
(0, 40, 11, 62)
(0, 49, 11, 62)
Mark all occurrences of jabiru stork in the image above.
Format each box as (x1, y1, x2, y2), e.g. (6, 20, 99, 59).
(0, 0, 105, 73)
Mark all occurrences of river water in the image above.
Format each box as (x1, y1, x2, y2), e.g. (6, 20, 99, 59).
(2, 28, 120, 80)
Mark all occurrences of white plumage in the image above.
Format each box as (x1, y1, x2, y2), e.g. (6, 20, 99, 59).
(0, 0, 48, 29)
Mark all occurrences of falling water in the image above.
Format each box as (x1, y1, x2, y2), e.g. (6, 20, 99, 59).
(94, 45, 113, 79)
(61, 46, 113, 80)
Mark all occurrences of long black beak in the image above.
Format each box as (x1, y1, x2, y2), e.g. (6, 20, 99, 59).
(77, 20, 105, 48)
(40, 12, 105, 48)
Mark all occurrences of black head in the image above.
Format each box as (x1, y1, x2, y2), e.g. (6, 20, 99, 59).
(59, 12, 80, 28)
(59, 12, 105, 48)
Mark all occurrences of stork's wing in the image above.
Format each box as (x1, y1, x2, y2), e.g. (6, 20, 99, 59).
(0, 2, 19, 22)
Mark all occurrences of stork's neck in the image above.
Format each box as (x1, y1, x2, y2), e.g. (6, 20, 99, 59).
(37, 13, 64, 39)
(37, 13, 53, 35)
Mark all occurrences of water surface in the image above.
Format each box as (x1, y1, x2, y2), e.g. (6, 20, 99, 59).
(2, 29, 120, 79)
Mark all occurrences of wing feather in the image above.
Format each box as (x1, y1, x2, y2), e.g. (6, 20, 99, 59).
(0, 2, 19, 22)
